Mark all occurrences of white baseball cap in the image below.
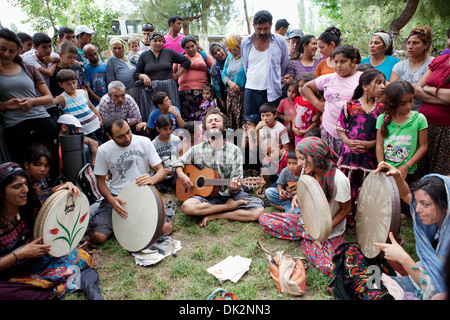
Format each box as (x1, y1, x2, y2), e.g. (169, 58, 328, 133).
(75, 25, 96, 37)
(57, 114, 84, 130)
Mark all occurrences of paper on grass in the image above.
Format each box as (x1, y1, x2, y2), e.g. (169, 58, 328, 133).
(207, 255, 252, 283)
(132, 238, 181, 266)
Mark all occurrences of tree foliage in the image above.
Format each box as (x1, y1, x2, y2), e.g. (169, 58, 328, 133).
(312, 0, 449, 56)
(134, 0, 237, 36)
(7, 0, 119, 52)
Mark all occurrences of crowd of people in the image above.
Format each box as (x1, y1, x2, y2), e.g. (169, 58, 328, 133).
(0, 9, 449, 301)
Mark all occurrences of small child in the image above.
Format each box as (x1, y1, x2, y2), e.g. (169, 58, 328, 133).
(53, 69, 103, 144)
(241, 114, 261, 173)
(264, 150, 302, 213)
(147, 91, 185, 140)
(49, 41, 86, 98)
(292, 73, 321, 147)
(257, 102, 290, 153)
(23, 143, 78, 204)
(152, 114, 182, 193)
(127, 36, 142, 66)
(277, 80, 299, 150)
(257, 138, 288, 197)
(197, 84, 216, 121)
(336, 68, 386, 226)
(376, 80, 428, 180)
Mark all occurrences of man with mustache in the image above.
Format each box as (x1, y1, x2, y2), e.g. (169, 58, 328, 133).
(241, 10, 289, 116)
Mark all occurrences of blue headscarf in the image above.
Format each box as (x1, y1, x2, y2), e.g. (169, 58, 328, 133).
(209, 43, 227, 77)
(411, 174, 450, 294)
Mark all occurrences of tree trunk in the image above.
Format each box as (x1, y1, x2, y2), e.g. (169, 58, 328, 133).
(389, 0, 420, 36)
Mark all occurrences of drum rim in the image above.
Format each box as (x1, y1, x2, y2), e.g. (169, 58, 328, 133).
(112, 184, 165, 252)
(356, 171, 401, 259)
(296, 175, 332, 242)
(34, 189, 90, 257)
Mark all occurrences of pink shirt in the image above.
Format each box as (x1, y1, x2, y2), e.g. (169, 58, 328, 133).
(316, 71, 362, 138)
(176, 52, 214, 91)
(164, 33, 185, 54)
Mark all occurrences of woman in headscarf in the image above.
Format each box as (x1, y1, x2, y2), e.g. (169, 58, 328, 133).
(209, 42, 229, 112)
(373, 161, 450, 300)
(106, 37, 136, 90)
(222, 34, 246, 129)
(0, 162, 103, 300)
(135, 32, 191, 121)
(259, 137, 351, 274)
(360, 31, 400, 81)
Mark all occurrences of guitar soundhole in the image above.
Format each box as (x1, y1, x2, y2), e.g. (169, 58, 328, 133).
(197, 177, 205, 188)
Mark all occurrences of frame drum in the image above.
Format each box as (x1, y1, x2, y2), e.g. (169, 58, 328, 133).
(112, 183, 165, 252)
(296, 175, 332, 242)
(34, 189, 90, 257)
(356, 171, 401, 259)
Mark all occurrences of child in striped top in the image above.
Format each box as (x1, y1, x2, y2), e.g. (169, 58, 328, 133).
(53, 69, 104, 143)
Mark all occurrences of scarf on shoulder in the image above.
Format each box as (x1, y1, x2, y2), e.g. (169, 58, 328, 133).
(411, 174, 450, 294)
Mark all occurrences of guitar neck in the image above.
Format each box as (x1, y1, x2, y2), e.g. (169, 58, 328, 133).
(203, 178, 243, 186)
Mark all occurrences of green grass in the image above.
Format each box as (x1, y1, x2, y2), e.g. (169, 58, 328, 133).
(64, 192, 416, 301)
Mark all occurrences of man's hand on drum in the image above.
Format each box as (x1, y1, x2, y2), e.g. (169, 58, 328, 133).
(53, 181, 80, 196)
(111, 197, 128, 218)
(135, 173, 156, 186)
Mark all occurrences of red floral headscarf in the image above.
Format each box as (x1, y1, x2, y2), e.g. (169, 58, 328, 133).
(295, 137, 339, 201)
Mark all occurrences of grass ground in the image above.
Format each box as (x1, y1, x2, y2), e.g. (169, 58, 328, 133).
(64, 191, 417, 301)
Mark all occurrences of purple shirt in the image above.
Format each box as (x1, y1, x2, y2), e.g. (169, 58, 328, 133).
(241, 33, 289, 102)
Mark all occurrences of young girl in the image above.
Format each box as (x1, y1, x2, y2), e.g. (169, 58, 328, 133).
(277, 81, 299, 149)
(292, 73, 321, 147)
(315, 26, 341, 77)
(336, 68, 386, 226)
(376, 80, 428, 180)
(197, 84, 216, 121)
(302, 45, 363, 155)
(127, 36, 142, 66)
(23, 144, 79, 204)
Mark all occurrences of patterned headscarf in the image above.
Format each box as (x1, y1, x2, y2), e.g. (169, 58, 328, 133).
(109, 37, 129, 62)
(372, 32, 392, 49)
(0, 162, 25, 185)
(295, 137, 339, 201)
(147, 32, 165, 43)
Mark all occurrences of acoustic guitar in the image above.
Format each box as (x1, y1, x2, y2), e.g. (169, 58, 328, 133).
(176, 165, 261, 201)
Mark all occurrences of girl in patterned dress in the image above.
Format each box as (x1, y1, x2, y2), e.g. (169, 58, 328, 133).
(259, 137, 351, 275)
(336, 68, 386, 226)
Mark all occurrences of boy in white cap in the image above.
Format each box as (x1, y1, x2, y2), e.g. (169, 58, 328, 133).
(75, 25, 96, 65)
(57, 114, 99, 166)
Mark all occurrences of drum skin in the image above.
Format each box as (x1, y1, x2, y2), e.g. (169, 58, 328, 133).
(112, 183, 165, 252)
(356, 171, 401, 259)
(296, 175, 332, 242)
(34, 189, 90, 257)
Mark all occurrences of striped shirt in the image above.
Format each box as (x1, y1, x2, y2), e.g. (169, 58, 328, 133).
(61, 90, 100, 134)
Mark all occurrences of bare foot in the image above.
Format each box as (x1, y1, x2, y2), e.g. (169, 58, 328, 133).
(226, 198, 249, 210)
(199, 216, 209, 227)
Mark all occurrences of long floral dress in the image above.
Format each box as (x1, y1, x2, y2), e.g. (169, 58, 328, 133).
(335, 99, 384, 225)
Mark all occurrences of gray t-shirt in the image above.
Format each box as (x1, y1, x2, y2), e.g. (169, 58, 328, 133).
(276, 166, 300, 186)
(106, 56, 136, 89)
(152, 134, 182, 169)
(0, 68, 49, 127)
(392, 56, 433, 110)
